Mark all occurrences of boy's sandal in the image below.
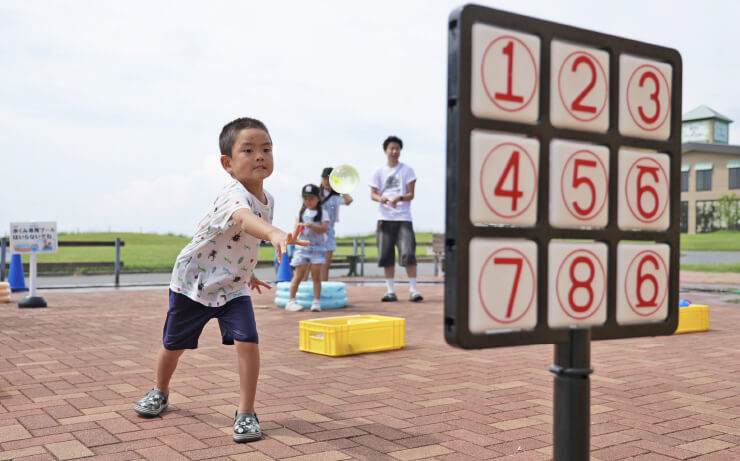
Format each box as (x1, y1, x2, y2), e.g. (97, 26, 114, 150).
(234, 411, 262, 442)
(134, 389, 169, 417)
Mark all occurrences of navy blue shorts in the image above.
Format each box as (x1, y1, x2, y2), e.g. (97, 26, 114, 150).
(163, 290, 258, 350)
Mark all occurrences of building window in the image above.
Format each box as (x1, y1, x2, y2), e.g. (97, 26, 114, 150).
(681, 171, 689, 192)
(695, 163, 713, 191)
(730, 162, 740, 189)
(680, 201, 688, 233)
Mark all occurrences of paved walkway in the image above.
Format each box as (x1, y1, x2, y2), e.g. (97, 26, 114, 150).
(1, 286, 740, 460)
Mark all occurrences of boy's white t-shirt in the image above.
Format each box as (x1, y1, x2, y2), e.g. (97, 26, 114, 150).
(368, 162, 416, 221)
(170, 178, 274, 307)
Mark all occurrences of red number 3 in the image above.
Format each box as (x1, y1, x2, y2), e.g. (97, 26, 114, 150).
(638, 71, 660, 124)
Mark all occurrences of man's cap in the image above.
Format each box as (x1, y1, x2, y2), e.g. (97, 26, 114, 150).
(302, 183, 320, 197)
(321, 167, 333, 177)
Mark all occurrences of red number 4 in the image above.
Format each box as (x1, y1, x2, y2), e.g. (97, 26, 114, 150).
(494, 150, 523, 211)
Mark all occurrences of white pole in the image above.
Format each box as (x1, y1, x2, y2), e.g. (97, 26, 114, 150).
(29, 252, 37, 297)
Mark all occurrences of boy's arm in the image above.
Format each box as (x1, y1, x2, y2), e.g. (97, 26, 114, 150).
(231, 209, 307, 261)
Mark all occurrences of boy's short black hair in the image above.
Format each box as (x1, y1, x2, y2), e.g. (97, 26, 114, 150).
(219, 117, 271, 157)
(383, 135, 403, 151)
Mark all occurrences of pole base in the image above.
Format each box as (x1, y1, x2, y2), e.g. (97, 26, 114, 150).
(18, 296, 47, 308)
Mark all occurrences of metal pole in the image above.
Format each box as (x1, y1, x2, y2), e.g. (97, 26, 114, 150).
(360, 239, 365, 277)
(1, 237, 6, 282)
(29, 252, 37, 297)
(115, 237, 121, 287)
(551, 329, 592, 461)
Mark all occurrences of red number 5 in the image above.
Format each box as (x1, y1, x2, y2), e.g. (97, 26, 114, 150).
(572, 158, 597, 216)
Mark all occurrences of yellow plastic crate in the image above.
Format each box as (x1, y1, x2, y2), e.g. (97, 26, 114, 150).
(299, 315, 405, 357)
(674, 304, 709, 334)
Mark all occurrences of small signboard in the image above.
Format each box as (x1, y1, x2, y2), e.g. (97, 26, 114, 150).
(10, 222, 58, 254)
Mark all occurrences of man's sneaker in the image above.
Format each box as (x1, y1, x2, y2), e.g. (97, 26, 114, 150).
(233, 411, 262, 442)
(409, 291, 424, 302)
(134, 389, 168, 417)
(285, 299, 303, 312)
(381, 292, 398, 302)
(310, 299, 322, 312)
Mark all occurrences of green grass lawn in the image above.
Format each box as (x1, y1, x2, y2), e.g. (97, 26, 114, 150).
(16, 232, 436, 272)
(12, 230, 738, 273)
(680, 230, 740, 251)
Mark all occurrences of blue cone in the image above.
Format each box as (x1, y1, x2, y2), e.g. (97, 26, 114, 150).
(9, 254, 28, 292)
(276, 250, 293, 282)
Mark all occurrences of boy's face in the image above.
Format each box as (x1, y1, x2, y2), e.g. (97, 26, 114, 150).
(221, 128, 273, 186)
(384, 142, 401, 163)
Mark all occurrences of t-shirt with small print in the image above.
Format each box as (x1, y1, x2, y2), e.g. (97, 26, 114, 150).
(170, 178, 274, 307)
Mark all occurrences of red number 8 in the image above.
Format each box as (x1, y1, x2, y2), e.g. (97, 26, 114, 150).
(568, 256, 594, 313)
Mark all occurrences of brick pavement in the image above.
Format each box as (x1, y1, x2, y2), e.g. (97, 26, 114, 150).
(1, 286, 740, 460)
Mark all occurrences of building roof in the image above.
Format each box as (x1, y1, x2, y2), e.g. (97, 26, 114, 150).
(683, 142, 740, 155)
(682, 105, 733, 123)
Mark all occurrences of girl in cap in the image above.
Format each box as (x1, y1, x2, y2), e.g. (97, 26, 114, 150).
(319, 167, 354, 281)
(285, 184, 330, 312)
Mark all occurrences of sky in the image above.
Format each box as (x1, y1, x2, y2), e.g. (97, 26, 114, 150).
(2, 0, 740, 238)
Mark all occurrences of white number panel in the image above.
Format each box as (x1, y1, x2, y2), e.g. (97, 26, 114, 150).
(471, 23, 540, 123)
(619, 54, 673, 140)
(469, 238, 538, 333)
(549, 139, 609, 228)
(617, 243, 670, 325)
(550, 40, 609, 132)
(548, 241, 608, 328)
(470, 130, 540, 227)
(618, 148, 670, 231)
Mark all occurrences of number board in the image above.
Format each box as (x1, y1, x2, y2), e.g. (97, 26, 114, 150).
(445, 5, 682, 348)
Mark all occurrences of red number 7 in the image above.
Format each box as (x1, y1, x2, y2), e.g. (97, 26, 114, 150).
(493, 257, 523, 318)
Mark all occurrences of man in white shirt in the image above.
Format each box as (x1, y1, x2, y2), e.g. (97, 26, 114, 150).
(369, 136, 423, 302)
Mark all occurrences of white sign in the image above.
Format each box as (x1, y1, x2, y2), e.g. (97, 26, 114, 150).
(10, 221, 58, 254)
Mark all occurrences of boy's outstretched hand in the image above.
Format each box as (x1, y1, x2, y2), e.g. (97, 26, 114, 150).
(248, 274, 272, 294)
(270, 224, 309, 263)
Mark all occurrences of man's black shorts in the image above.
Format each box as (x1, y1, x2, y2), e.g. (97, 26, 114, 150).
(376, 220, 417, 267)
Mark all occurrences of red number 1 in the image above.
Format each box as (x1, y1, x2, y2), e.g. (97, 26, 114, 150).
(494, 41, 524, 103)
(493, 257, 523, 318)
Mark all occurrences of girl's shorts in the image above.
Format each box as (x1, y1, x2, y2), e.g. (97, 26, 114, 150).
(162, 290, 258, 350)
(291, 246, 326, 266)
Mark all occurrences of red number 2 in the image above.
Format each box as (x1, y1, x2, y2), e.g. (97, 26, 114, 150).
(570, 56, 597, 114)
(568, 256, 594, 313)
(638, 71, 660, 124)
(571, 158, 597, 216)
(494, 41, 524, 103)
(494, 150, 523, 211)
(493, 257, 523, 318)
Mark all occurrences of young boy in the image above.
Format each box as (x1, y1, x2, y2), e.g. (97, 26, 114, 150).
(134, 117, 306, 443)
(369, 135, 423, 302)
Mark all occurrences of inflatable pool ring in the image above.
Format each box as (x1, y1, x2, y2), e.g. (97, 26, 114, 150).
(275, 281, 347, 309)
